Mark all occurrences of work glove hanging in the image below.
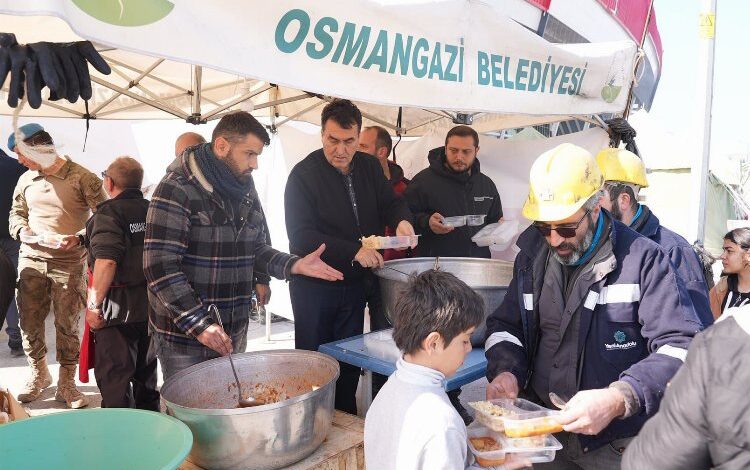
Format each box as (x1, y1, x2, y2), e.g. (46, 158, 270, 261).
(0, 33, 17, 90)
(0, 33, 111, 108)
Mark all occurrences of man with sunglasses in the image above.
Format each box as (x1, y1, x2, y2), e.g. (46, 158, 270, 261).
(596, 148, 713, 327)
(484, 143, 703, 469)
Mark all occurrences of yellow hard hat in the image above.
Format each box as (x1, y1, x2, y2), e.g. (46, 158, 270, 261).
(522, 143, 604, 222)
(595, 148, 649, 188)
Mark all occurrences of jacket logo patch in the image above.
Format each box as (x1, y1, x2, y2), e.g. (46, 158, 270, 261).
(129, 222, 146, 234)
(605, 331, 636, 350)
(614, 330, 627, 343)
(474, 196, 494, 202)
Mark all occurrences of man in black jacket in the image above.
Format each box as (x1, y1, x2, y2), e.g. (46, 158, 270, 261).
(405, 125, 503, 258)
(285, 99, 415, 414)
(85, 157, 159, 410)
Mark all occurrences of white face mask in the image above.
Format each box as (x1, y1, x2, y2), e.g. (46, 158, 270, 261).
(18, 141, 57, 169)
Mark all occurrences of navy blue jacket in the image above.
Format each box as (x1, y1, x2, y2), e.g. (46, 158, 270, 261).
(0, 150, 27, 239)
(485, 210, 704, 451)
(634, 207, 713, 327)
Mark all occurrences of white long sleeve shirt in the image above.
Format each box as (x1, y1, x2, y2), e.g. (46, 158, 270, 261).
(364, 358, 471, 470)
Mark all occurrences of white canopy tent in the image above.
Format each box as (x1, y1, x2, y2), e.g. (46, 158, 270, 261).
(0, 1, 637, 133)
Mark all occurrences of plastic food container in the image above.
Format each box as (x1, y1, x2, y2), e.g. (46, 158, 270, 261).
(442, 215, 467, 227)
(361, 235, 419, 250)
(469, 398, 563, 436)
(502, 398, 563, 438)
(19, 232, 40, 244)
(469, 399, 508, 432)
(467, 423, 507, 467)
(466, 214, 487, 226)
(38, 233, 65, 249)
(467, 423, 563, 467)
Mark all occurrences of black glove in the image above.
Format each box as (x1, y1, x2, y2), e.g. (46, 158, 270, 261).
(28, 42, 63, 95)
(24, 51, 43, 108)
(0, 33, 17, 90)
(51, 43, 81, 103)
(7, 44, 28, 107)
(76, 41, 111, 75)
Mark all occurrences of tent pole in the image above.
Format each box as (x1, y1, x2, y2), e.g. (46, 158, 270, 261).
(191, 65, 203, 122)
(622, 0, 655, 119)
(201, 84, 274, 120)
(90, 76, 189, 119)
(691, 0, 718, 245)
(274, 100, 325, 128)
(92, 59, 164, 115)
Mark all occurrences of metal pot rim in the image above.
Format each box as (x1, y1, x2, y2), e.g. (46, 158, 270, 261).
(161, 349, 340, 415)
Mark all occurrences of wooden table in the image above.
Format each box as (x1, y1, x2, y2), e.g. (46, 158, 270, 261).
(178, 411, 364, 470)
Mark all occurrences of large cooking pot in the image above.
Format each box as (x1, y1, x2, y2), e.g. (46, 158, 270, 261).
(374, 257, 514, 345)
(161, 350, 339, 470)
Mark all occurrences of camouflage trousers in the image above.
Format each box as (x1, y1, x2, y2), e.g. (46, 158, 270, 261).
(16, 259, 86, 366)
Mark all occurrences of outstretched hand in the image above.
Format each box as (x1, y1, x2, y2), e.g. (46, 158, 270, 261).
(291, 244, 344, 281)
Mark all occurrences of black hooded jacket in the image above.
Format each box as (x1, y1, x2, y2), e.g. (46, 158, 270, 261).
(405, 146, 502, 258)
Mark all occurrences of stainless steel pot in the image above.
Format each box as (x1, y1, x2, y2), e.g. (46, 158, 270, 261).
(161, 350, 339, 470)
(374, 257, 514, 345)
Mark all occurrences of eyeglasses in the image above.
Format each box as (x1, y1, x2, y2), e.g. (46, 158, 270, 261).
(534, 209, 590, 238)
(101, 170, 108, 179)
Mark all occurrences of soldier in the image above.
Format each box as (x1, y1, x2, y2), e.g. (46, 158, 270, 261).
(9, 123, 107, 408)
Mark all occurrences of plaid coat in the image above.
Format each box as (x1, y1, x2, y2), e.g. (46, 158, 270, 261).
(144, 150, 298, 351)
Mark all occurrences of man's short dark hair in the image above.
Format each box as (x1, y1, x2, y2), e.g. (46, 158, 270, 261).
(212, 111, 270, 146)
(24, 131, 54, 147)
(365, 125, 392, 157)
(392, 270, 484, 355)
(445, 125, 479, 147)
(107, 156, 144, 189)
(605, 182, 639, 212)
(321, 99, 362, 131)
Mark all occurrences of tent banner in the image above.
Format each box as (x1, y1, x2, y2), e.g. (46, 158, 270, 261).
(1, 0, 637, 116)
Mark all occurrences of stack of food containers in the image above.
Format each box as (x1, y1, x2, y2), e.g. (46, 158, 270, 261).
(467, 399, 564, 467)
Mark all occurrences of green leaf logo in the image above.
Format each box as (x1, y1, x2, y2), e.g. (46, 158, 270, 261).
(72, 0, 174, 27)
(600, 85, 622, 104)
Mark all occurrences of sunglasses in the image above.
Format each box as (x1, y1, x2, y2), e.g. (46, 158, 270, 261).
(534, 209, 590, 238)
(101, 170, 108, 179)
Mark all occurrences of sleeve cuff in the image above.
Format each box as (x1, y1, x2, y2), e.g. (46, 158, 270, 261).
(610, 380, 641, 418)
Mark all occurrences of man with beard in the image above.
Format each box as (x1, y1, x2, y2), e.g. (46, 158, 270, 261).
(484, 143, 703, 469)
(144, 111, 343, 380)
(596, 148, 713, 327)
(405, 125, 503, 258)
(404, 125, 502, 423)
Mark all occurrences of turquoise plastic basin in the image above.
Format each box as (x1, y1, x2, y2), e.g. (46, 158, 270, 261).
(0, 408, 193, 470)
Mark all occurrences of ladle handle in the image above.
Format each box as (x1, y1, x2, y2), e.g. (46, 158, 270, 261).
(208, 304, 244, 401)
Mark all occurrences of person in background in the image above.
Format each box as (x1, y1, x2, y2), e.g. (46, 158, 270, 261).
(357, 124, 410, 398)
(709, 228, 750, 320)
(0, 146, 26, 357)
(622, 305, 750, 469)
(85, 157, 159, 410)
(358, 124, 410, 263)
(596, 148, 713, 327)
(145, 112, 342, 381)
(285, 99, 414, 414)
(405, 125, 503, 258)
(404, 124, 503, 423)
(485, 143, 703, 469)
(9, 123, 107, 408)
(174, 132, 206, 158)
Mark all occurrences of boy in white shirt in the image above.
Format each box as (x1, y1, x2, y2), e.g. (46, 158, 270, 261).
(364, 270, 484, 469)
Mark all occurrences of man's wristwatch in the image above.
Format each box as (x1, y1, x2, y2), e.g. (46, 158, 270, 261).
(87, 300, 102, 311)
(77, 234, 85, 246)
